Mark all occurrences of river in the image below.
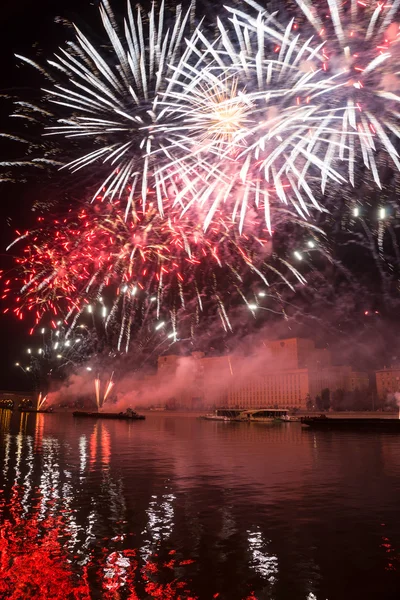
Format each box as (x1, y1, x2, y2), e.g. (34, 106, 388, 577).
(0, 410, 399, 599)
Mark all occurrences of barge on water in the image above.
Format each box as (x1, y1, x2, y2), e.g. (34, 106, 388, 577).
(301, 415, 400, 431)
(73, 409, 145, 421)
(201, 408, 290, 422)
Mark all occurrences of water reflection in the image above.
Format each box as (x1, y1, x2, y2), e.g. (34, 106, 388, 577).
(0, 411, 399, 599)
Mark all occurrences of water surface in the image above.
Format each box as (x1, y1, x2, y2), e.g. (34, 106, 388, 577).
(0, 410, 399, 599)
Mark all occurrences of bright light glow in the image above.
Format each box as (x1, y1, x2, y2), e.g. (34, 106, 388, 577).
(56, 354, 62, 359)
(87, 305, 93, 313)
(86, 366, 92, 371)
(27, 348, 31, 354)
(64, 340, 70, 347)
(150, 296, 157, 302)
(258, 292, 266, 297)
(294, 251, 303, 261)
(15, 363, 20, 367)
(248, 303, 258, 310)
(53, 342, 59, 350)
(102, 306, 107, 317)
(41, 328, 45, 334)
(353, 207, 360, 217)
(379, 207, 386, 219)
(307, 241, 315, 248)
(155, 321, 165, 331)
(38, 348, 43, 355)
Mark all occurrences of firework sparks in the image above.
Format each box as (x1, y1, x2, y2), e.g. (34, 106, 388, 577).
(37, 392, 48, 411)
(95, 377, 101, 410)
(103, 372, 115, 405)
(14, 0, 201, 217)
(3, 189, 322, 350)
(238, 0, 400, 189)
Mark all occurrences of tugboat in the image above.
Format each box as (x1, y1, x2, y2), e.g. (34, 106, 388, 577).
(73, 407, 145, 420)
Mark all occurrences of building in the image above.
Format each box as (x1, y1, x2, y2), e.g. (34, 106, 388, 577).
(227, 368, 309, 409)
(152, 338, 368, 410)
(375, 367, 400, 400)
(348, 371, 369, 392)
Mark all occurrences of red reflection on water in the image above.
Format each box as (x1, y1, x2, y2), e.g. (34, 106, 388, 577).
(380, 533, 400, 571)
(0, 485, 258, 599)
(89, 423, 98, 467)
(100, 423, 111, 467)
(89, 423, 111, 470)
(34, 414, 44, 453)
(0, 487, 91, 599)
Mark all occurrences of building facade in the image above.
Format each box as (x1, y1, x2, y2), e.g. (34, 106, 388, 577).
(375, 367, 400, 400)
(152, 338, 368, 410)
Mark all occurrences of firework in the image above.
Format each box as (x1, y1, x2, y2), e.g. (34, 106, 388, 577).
(154, 4, 349, 233)
(11, 1, 203, 217)
(5, 0, 345, 236)
(3, 190, 323, 351)
(237, 0, 400, 189)
(95, 377, 101, 409)
(37, 392, 48, 411)
(103, 372, 115, 405)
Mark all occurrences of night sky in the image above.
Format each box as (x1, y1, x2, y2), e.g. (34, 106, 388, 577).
(0, 0, 400, 391)
(0, 1, 105, 389)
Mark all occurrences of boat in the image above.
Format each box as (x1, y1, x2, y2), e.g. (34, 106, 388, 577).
(245, 409, 290, 422)
(301, 415, 400, 431)
(73, 409, 145, 420)
(200, 408, 290, 422)
(279, 414, 300, 422)
(200, 413, 232, 421)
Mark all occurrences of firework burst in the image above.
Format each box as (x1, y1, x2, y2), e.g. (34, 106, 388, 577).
(156, 4, 345, 233)
(238, 0, 400, 189)
(11, 1, 203, 216)
(2, 190, 323, 351)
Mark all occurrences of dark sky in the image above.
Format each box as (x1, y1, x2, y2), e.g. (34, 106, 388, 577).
(0, 0, 103, 389)
(0, 0, 399, 390)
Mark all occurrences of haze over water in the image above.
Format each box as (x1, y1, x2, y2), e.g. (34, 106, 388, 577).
(0, 411, 400, 599)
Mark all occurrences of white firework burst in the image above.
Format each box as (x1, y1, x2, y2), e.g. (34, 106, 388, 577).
(16, 0, 202, 217)
(154, 3, 345, 233)
(240, 0, 400, 189)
